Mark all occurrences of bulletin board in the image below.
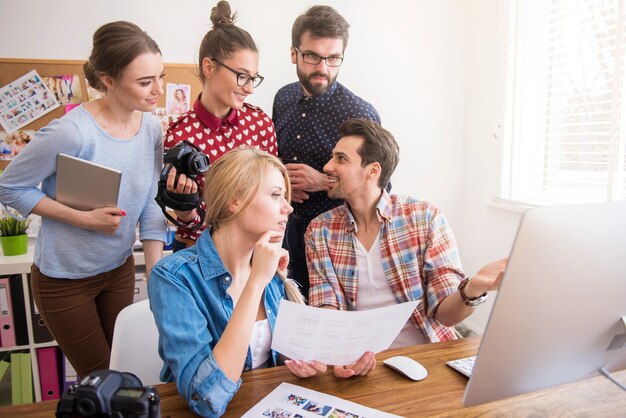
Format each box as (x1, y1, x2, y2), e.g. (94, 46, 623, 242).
(0, 58, 202, 131)
(0, 58, 202, 169)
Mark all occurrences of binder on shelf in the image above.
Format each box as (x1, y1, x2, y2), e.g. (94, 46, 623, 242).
(37, 347, 61, 401)
(8, 276, 28, 347)
(134, 271, 148, 303)
(10, 351, 21, 405)
(0, 278, 16, 347)
(27, 277, 54, 343)
(19, 351, 33, 404)
(0, 353, 9, 381)
(0, 353, 11, 406)
(60, 352, 79, 391)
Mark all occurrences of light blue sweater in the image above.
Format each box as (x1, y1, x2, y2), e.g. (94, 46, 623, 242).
(0, 105, 167, 278)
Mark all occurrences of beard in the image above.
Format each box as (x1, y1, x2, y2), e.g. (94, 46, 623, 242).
(297, 67, 338, 96)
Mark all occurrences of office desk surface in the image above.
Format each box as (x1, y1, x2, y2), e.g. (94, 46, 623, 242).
(2, 336, 624, 417)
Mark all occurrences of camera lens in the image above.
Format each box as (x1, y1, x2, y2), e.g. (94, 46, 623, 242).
(76, 398, 97, 416)
(190, 153, 210, 174)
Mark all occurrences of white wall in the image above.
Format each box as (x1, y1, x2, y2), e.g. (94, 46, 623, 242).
(459, 0, 522, 332)
(0, 0, 522, 333)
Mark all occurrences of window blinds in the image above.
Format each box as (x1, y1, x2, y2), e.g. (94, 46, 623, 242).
(500, 0, 626, 205)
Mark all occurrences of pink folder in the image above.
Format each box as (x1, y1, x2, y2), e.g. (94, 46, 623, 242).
(37, 347, 61, 401)
(0, 278, 16, 348)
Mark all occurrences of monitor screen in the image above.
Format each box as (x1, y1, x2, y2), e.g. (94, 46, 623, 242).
(463, 201, 626, 406)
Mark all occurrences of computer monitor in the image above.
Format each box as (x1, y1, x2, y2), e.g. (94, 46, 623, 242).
(463, 201, 626, 406)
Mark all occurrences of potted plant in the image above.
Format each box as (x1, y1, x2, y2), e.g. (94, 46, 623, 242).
(0, 206, 30, 256)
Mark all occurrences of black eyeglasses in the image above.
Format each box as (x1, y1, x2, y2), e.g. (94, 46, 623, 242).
(211, 59, 264, 88)
(294, 47, 344, 67)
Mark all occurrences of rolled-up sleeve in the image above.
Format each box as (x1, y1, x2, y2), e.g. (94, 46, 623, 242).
(421, 207, 464, 317)
(148, 261, 240, 417)
(305, 220, 345, 310)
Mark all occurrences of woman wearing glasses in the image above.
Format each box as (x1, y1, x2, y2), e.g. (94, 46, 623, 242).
(164, 0, 275, 252)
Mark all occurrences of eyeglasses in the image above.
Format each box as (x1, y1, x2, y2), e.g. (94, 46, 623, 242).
(211, 59, 264, 88)
(294, 48, 344, 67)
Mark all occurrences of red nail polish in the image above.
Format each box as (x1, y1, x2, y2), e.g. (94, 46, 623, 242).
(121, 210, 127, 216)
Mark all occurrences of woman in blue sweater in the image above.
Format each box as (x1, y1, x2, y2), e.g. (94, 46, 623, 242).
(0, 21, 167, 378)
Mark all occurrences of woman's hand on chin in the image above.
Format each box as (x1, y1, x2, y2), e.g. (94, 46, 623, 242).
(249, 231, 290, 285)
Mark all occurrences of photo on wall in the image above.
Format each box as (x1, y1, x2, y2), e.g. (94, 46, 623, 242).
(0, 130, 35, 160)
(166, 83, 191, 117)
(41, 74, 83, 105)
(0, 70, 59, 133)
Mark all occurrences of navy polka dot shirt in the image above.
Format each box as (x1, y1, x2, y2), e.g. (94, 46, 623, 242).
(272, 81, 380, 218)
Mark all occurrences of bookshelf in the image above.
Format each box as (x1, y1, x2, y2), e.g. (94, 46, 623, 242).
(0, 244, 167, 403)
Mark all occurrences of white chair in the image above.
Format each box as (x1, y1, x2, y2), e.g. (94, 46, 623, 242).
(109, 299, 163, 386)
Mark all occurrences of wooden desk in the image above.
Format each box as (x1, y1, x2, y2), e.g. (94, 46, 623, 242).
(2, 336, 624, 417)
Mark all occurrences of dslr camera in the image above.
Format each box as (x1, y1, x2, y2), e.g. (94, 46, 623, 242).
(163, 140, 210, 178)
(56, 369, 160, 418)
(155, 141, 210, 227)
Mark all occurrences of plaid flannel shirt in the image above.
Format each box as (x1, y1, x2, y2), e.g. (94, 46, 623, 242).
(305, 191, 464, 343)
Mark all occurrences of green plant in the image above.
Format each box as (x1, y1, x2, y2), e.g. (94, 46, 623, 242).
(0, 208, 30, 236)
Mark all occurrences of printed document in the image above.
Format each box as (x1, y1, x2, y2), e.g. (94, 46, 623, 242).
(242, 382, 402, 418)
(271, 300, 418, 365)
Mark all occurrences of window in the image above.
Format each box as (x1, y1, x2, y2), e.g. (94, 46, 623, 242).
(499, 0, 626, 205)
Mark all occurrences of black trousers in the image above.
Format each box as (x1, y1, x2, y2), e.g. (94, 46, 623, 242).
(285, 215, 314, 300)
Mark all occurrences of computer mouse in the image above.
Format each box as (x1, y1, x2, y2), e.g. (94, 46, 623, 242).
(383, 355, 428, 381)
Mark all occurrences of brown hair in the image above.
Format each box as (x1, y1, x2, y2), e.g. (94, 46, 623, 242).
(198, 1, 257, 82)
(83, 21, 161, 92)
(203, 147, 304, 304)
(338, 119, 400, 189)
(291, 5, 350, 51)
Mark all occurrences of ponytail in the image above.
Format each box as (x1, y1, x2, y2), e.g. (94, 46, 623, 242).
(277, 270, 306, 304)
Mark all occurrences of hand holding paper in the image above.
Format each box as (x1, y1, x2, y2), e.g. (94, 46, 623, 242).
(271, 300, 419, 365)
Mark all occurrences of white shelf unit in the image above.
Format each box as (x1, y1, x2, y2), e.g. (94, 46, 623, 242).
(0, 245, 167, 402)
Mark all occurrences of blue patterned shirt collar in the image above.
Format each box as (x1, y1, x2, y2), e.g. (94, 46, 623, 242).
(298, 81, 339, 105)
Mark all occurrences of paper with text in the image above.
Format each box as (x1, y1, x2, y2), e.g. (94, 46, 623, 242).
(271, 300, 419, 365)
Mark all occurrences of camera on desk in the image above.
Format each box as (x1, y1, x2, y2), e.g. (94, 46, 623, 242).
(56, 369, 160, 418)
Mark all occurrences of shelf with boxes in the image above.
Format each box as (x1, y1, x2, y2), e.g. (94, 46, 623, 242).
(0, 244, 169, 405)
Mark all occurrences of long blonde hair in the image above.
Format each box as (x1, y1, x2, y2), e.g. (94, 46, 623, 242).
(203, 147, 305, 304)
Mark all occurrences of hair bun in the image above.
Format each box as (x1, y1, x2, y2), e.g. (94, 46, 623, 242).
(210, 0, 236, 28)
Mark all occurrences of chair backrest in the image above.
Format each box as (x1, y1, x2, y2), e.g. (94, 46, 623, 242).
(109, 299, 162, 386)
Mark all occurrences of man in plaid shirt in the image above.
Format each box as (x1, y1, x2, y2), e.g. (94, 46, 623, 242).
(305, 119, 506, 353)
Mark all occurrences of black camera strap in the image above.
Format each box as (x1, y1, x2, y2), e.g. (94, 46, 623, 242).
(155, 166, 205, 231)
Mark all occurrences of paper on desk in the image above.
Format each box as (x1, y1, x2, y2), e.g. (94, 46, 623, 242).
(242, 382, 402, 418)
(271, 300, 419, 365)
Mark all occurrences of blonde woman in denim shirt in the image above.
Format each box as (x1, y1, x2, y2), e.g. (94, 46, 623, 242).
(148, 148, 330, 417)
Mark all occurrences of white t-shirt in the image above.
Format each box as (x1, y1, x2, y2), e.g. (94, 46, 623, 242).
(249, 318, 272, 369)
(354, 236, 427, 348)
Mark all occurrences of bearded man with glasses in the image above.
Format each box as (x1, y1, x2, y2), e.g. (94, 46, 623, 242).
(272, 5, 381, 299)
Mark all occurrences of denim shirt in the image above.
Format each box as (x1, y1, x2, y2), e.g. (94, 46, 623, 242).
(148, 231, 285, 417)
